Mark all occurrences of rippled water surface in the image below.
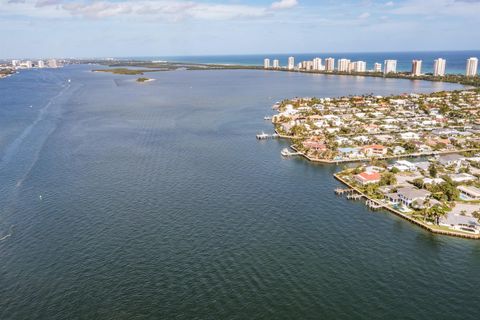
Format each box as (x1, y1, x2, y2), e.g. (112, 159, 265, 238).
(1, 66, 479, 319)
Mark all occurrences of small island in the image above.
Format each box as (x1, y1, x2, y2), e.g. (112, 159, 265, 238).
(136, 77, 154, 83)
(92, 68, 162, 75)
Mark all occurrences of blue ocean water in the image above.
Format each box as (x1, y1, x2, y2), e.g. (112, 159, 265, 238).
(134, 50, 480, 74)
(0, 65, 479, 319)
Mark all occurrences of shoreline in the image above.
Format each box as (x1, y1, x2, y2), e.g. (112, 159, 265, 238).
(333, 173, 480, 240)
(267, 87, 480, 240)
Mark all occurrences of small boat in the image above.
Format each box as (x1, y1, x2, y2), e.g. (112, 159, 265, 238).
(264, 116, 272, 120)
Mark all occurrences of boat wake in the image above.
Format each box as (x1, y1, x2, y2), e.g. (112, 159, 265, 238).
(0, 225, 14, 242)
(0, 82, 71, 169)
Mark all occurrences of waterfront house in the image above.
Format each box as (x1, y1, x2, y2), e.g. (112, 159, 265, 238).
(458, 185, 480, 200)
(338, 147, 362, 159)
(364, 166, 384, 173)
(302, 140, 327, 152)
(396, 187, 431, 207)
(385, 193, 401, 205)
(354, 172, 381, 185)
(392, 160, 417, 172)
(362, 144, 388, 157)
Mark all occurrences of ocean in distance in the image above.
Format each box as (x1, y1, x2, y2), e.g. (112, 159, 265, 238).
(132, 50, 480, 74)
(0, 62, 480, 319)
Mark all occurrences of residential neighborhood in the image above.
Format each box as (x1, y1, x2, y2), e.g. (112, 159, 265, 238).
(270, 89, 480, 237)
(272, 89, 480, 163)
(336, 153, 480, 235)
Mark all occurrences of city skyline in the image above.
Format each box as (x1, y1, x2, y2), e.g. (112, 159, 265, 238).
(262, 55, 478, 76)
(1, 0, 480, 59)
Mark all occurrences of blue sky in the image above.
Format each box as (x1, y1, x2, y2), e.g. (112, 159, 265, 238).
(1, 0, 479, 58)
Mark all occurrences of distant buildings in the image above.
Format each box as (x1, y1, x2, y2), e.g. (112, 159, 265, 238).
(48, 59, 58, 68)
(313, 57, 322, 71)
(8, 58, 61, 69)
(433, 58, 446, 76)
(259, 56, 470, 76)
(411, 60, 422, 76)
(383, 60, 397, 74)
(337, 59, 350, 72)
(354, 61, 367, 73)
(264, 58, 270, 69)
(325, 58, 335, 71)
(287, 56, 295, 70)
(466, 57, 478, 77)
(306, 61, 313, 70)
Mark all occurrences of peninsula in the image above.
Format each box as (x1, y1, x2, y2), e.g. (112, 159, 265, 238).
(268, 88, 480, 238)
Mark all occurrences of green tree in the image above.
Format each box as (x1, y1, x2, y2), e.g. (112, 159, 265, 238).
(429, 164, 438, 178)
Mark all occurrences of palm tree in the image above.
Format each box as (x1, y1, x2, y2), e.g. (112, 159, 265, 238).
(430, 204, 448, 225)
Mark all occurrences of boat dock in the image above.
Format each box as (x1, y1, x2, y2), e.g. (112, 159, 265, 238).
(366, 199, 383, 210)
(256, 132, 279, 139)
(335, 188, 363, 200)
(347, 193, 363, 200)
(334, 188, 354, 195)
(281, 148, 301, 157)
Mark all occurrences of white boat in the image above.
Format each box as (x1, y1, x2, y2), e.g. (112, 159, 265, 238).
(264, 116, 272, 120)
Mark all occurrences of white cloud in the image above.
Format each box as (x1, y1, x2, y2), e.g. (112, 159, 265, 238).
(384, 1, 394, 6)
(358, 12, 370, 19)
(390, 0, 480, 16)
(3, 0, 277, 20)
(270, 0, 298, 10)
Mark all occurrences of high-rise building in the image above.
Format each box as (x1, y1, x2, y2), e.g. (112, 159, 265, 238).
(373, 63, 382, 73)
(25, 61, 33, 68)
(355, 61, 367, 73)
(11, 60, 19, 67)
(383, 60, 397, 74)
(337, 59, 350, 72)
(264, 58, 270, 69)
(272, 59, 280, 69)
(288, 56, 295, 70)
(306, 61, 313, 71)
(433, 58, 446, 77)
(48, 59, 58, 68)
(313, 58, 322, 71)
(38, 60, 45, 68)
(347, 62, 355, 73)
(466, 57, 478, 77)
(411, 60, 422, 76)
(325, 58, 335, 71)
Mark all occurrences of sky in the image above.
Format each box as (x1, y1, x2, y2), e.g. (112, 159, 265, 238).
(1, 0, 479, 58)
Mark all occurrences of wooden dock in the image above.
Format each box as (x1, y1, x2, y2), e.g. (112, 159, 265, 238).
(347, 193, 363, 200)
(256, 132, 279, 140)
(366, 199, 383, 210)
